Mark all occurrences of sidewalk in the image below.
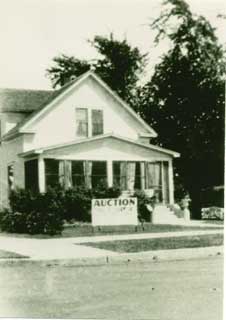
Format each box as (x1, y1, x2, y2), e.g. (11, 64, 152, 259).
(0, 228, 223, 262)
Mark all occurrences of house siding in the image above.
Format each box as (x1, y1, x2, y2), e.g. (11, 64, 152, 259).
(24, 78, 149, 151)
(0, 112, 27, 137)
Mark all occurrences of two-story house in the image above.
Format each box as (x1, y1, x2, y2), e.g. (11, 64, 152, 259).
(0, 71, 179, 211)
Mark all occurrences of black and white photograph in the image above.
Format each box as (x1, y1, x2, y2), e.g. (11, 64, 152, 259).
(0, 0, 224, 319)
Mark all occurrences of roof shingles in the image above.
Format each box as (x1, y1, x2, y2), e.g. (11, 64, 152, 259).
(0, 88, 54, 113)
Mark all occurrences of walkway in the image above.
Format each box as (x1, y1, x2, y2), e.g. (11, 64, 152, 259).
(0, 228, 223, 261)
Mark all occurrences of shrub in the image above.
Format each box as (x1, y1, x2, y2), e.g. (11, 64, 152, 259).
(201, 207, 224, 220)
(174, 182, 189, 203)
(63, 184, 121, 222)
(63, 186, 92, 222)
(9, 187, 65, 215)
(1, 188, 64, 235)
(92, 183, 121, 199)
(0, 209, 27, 233)
(2, 185, 123, 234)
(26, 210, 63, 235)
(0, 208, 64, 235)
(133, 190, 154, 222)
(9, 189, 34, 213)
(1, 185, 158, 234)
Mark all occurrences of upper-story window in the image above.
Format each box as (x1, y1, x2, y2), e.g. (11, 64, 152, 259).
(92, 109, 103, 136)
(76, 108, 88, 137)
(76, 108, 104, 138)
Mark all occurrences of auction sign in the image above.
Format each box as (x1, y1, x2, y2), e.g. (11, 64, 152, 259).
(91, 197, 138, 226)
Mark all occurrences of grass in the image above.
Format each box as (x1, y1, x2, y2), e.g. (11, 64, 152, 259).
(81, 233, 224, 253)
(0, 221, 223, 239)
(202, 220, 224, 225)
(0, 249, 29, 259)
(60, 223, 224, 238)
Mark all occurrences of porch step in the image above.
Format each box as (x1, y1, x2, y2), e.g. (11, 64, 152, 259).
(152, 204, 185, 225)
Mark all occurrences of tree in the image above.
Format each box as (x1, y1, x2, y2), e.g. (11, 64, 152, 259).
(140, 0, 225, 217)
(90, 34, 147, 104)
(46, 34, 147, 104)
(46, 55, 90, 88)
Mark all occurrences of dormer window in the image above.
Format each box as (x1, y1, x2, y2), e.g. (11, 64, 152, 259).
(76, 108, 88, 137)
(92, 109, 103, 136)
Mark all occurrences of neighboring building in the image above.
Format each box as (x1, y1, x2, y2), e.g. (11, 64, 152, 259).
(0, 71, 179, 209)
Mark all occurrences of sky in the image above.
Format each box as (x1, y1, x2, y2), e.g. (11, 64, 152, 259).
(0, 0, 225, 90)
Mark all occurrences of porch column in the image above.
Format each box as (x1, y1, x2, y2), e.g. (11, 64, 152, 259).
(38, 156, 45, 193)
(168, 159, 174, 204)
(161, 162, 166, 204)
(107, 160, 113, 188)
(140, 162, 145, 190)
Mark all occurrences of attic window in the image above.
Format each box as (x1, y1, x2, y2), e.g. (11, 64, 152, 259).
(92, 110, 103, 136)
(76, 108, 88, 137)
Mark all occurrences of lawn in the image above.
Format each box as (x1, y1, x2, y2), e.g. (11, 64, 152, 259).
(61, 223, 223, 238)
(0, 250, 29, 259)
(202, 220, 224, 225)
(81, 233, 224, 253)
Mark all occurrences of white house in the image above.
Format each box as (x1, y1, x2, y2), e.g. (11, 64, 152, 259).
(0, 71, 180, 210)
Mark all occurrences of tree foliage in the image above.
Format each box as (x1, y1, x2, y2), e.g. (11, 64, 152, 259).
(140, 0, 225, 216)
(46, 34, 147, 104)
(91, 34, 147, 103)
(46, 55, 90, 88)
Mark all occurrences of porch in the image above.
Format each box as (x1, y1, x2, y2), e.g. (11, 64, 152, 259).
(20, 135, 178, 204)
(24, 158, 174, 204)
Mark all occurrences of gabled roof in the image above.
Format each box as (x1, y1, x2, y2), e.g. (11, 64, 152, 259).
(2, 71, 157, 141)
(19, 133, 180, 158)
(0, 88, 54, 113)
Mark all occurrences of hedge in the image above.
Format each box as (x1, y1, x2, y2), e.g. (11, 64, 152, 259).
(0, 185, 156, 235)
(0, 188, 65, 235)
(201, 207, 224, 220)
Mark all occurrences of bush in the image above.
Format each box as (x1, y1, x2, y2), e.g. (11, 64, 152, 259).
(9, 189, 34, 213)
(63, 184, 121, 222)
(201, 207, 224, 220)
(0, 188, 64, 235)
(1, 185, 159, 234)
(0, 209, 28, 233)
(63, 186, 92, 222)
(174, 183, 190, 204)
(92, 183, 121, 199)
(0, 208, 64, 235)
(9, 187, 65, 216)
(28, 210, 63, 235)
(0, 185, 123, 234)
(133, 190, 155, 222)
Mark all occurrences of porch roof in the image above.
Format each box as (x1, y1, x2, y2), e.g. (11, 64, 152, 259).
(19, 134, 180, 158)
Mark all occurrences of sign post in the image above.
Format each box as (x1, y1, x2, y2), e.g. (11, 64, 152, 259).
(91, 197, 138, 227)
